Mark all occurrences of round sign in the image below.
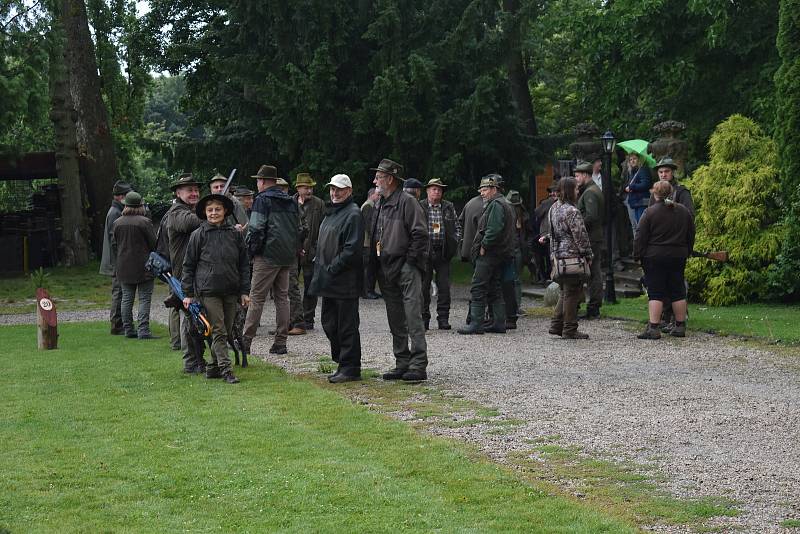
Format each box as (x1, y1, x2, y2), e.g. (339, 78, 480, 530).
(39, 298, 53, 311)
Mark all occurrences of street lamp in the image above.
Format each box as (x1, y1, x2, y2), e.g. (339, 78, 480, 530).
(600, 130, 617, 303)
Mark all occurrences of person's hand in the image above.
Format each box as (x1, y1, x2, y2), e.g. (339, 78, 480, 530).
(538, 236, 547, 245)
(480, 246, 485, 256)
(625, 186, 631, 193)
(235, 223, 244, 232)
(241, 294, 250, 307)
(182, 297, 192, 309)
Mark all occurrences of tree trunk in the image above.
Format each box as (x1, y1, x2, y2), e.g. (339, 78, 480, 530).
(59, 0, 118, 256)
(48, 22, 90, 267)
(502, 0, 538, 138)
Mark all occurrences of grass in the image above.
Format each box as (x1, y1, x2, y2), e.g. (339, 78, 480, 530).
(0, 261, 111, 314)
(0, 321, 635, 533)
(508, 441, 739, 529)
(782, 519, 800, 528)
(600, 296, 800, 344)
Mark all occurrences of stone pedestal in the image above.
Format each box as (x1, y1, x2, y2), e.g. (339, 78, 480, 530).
(568, 122, 603, 167)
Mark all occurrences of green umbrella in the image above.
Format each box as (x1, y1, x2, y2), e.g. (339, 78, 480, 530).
(617, 139, 657, 167)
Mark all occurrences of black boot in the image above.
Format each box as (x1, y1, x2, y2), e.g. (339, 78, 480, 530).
(458, 304, 485, 335)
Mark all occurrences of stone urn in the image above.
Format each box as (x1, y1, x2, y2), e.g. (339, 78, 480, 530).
(649, 120, 688, 176)
(569, 122, 603, 168)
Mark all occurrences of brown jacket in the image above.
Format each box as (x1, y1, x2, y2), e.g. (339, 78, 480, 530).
(295, 194, 325, 266)
(634, 200, 695, 259)
(372, 187, 428, 279)
(166, 200, 202, 278)
(112, 214, 157, 284)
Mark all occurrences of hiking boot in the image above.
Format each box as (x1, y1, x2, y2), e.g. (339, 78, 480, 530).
(269, 344, 287, 355)
(329, 373, 361, 384)
(548, 326, 562, 336)
(637, 324, 662, 340)
(402, 369, 427, 382)
(438, 321, 451, 330)
(288, 327, 306, 335)
(563, 331, 589, 339)
(110, 327, 124, 335)
(659, 321, 674, 334)
(382, 368, 407, 380)
(670, 321, 686, 337)
(223, 372, 240, 384)
(206, 367, 223, 379)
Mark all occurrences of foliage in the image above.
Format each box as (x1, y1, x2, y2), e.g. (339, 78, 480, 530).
(0, 321, 635, 532)
(29, 267, 50, 290)
(684, 115, 784, 305)
(768, 0, 800, 301)
(143, 0, 539, 198)
(0, 1, 52, 154)
(528, 0, 780, 163)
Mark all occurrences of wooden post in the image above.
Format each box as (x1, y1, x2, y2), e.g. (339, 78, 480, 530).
(36, 288, 58, 350)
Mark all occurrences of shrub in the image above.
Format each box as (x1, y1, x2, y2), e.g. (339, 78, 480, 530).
(685, 115, 785, 305)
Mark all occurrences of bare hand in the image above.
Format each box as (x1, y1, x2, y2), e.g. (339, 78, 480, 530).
(241, 294, 250, 307)
(235, 224, 244, 232)
(480, 246, 485, 256)
(538, 236, 547, 245)
(182, 297, 192, 309)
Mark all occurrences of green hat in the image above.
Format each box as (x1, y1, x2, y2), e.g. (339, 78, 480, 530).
(424, 178, 448, 188)
(112, 180, 132, 196)
(506, 190, 523, 206)
(169, 173, 202, 191)
(573, 160, 592, 173)
(370, 158, 404, 179)
(276, 178, 289, 186)
(209, 173, 227, 184)
(547, 181, 559, 192)
(294, 173, 316, 187)
(251, 165, 278, 180)
(654, 156, 678, 170)
(196, 193, 234, 220)
(122, 191, 143, 207)
(478, 176, 498, 190)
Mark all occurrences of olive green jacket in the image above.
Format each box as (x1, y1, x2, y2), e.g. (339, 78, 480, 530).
(577, 181, 604, 245)
(472, 193, 514, 260)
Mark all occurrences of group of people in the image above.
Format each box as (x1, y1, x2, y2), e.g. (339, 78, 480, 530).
(542, 154, 696, 339)
(99, 153, 696, 385)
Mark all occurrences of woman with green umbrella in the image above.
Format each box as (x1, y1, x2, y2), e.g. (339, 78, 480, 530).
(618, 141, 653, 233)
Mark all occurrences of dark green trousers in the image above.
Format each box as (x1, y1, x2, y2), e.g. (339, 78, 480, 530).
(470, 254, 506, 324)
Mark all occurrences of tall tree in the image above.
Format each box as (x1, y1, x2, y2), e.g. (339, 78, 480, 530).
(58, 0, 119, 253)
(48, 15, 89, 266)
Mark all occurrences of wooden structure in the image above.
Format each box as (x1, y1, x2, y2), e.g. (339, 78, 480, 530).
(36, 288, 58, 350)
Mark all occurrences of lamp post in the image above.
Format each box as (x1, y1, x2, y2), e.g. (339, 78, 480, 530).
(600, 130, 617, 303)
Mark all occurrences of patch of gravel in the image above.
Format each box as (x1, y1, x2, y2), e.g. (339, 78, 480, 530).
(5, 286, 799, 532)
(244, 286, 800, 533)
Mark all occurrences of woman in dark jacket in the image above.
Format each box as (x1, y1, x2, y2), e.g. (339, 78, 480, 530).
(112, 191, 157, 339)
(620, 153, 652, 232)
(543, 177, 594, 339)
(634, 181, 695, 339)
(182, 194, 251, 383)
(308, 174, 365, 383)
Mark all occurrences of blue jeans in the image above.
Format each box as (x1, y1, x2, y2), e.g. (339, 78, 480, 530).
(121, 279, 154, 337)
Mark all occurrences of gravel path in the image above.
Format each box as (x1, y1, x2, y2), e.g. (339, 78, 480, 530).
(5, 287, 799, 532)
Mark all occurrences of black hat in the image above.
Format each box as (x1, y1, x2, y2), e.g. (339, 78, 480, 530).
(112, 181, 132, 196)
(403, 178, 423, 189)
(169, 173, 202, 191)
(196, 194, 234, 220)
(251, 165, 278, 180)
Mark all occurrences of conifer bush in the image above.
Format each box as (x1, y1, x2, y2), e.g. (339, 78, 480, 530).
(685, 115, 785, 305)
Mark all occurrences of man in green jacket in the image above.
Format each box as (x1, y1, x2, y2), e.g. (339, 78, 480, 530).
(371, 158, 429, 382)
(243, 165, 301, 355)
(458, 175, 515, 335)
(288, 172, 325, 334)
(575, 161, 605, 319)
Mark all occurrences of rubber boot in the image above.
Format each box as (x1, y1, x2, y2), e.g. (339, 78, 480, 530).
(458, 304, 485, 335)
(485, 301, 507, 333)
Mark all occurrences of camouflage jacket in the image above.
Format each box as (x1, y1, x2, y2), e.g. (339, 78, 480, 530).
(547, 200, 593, 261)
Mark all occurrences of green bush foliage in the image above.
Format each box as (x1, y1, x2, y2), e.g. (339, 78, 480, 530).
(766, 0, 800, 301)
(685, 115, 785, 305)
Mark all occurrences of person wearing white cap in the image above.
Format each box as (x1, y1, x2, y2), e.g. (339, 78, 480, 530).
(308, 174, 365, 383)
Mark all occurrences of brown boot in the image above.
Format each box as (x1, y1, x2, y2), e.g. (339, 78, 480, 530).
(670, 321, 686, 337)
(637, 323, 662, 339)
(563, 330, 589, 339)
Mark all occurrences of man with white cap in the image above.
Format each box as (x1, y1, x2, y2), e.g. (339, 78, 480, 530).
(308, 174, 364, 383)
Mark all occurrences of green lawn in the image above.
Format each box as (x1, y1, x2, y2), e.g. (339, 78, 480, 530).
(0, 322, 634, 533)
(0, 261, 111, 314)
(601, 296, 800, 344)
